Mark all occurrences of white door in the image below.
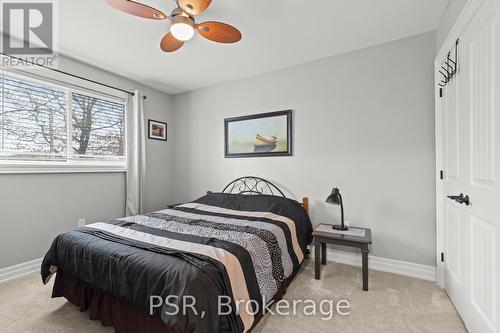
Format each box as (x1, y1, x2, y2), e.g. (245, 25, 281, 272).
(440, 0, 498, 332)
(441, 61, 468, 320)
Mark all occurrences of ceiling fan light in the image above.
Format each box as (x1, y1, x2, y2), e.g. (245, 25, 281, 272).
(171, 22, 195, 41)
(170, 15, 195, 41)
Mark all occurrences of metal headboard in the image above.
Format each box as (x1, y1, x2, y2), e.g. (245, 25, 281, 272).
(221, 176, 286, 198)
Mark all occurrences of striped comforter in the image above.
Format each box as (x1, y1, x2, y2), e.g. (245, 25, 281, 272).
(41, 193, 312, 333)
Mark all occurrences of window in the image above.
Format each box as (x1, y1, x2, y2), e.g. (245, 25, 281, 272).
(0, 73, 67, 161)
(72, 93, 125, 160)
(0, 71, 126, 172)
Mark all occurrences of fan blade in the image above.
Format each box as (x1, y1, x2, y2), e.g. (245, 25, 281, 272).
(160, 33, 184, 52)
(177, 0, 212, 15)
(197, 21, 241, 43)
(107, 0, 167, 20)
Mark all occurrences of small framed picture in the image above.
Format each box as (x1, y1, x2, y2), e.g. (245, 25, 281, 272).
(148, 120, 167, 141)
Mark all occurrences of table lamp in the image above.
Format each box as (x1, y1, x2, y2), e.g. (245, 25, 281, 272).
(326, 188, 348, 231)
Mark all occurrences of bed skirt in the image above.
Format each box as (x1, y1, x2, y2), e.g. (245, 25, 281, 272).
(51, 265, 302, 333)
(52, 270, 170, 333)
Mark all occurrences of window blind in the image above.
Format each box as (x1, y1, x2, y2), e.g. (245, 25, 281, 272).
(0, 73, 67, 160)
(0, 71, 126, 165)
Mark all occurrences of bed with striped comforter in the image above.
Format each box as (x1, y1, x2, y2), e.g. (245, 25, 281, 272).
(41, 193, 312, 333)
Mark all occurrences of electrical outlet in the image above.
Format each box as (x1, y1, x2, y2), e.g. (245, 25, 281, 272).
(77, 218, 86, 227)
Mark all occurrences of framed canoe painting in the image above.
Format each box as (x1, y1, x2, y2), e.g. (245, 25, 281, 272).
(224, 110, 292, 158)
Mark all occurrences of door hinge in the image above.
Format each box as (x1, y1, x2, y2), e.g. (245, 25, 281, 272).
(439, 88, 443, 98)
(440, 170, 444, 180)
(441, 252, 445, 262)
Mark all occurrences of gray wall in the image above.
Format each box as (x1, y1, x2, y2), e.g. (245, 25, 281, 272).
(0, 55, 173, 269)
(171, 32, 437, 266)
(437, 0, 468, 48)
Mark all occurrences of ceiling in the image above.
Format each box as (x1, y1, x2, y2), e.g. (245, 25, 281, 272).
(55, 0, 448, 94)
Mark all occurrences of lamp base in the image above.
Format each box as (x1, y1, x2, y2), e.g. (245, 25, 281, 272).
(332, 224, 349, 231)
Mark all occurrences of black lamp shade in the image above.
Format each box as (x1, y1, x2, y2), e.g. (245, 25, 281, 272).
(325, 187, 348, 231)
(326, 188, 341, 205)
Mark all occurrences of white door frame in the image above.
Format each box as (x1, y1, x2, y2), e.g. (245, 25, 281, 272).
(434, 0, 486, 288)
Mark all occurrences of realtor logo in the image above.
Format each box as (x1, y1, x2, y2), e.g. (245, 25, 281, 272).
(1, 0, 58, 67)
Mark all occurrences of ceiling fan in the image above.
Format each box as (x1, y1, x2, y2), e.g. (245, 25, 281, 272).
(106, 0, 242, 52)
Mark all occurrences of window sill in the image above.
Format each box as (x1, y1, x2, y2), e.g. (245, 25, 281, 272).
(0, 162, 127, 174)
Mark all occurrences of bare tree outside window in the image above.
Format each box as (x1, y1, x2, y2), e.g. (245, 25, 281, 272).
(72, 93, 125, 158)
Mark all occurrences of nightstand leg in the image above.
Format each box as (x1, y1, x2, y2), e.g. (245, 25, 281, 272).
(315, 242, 320, 280)
(362, 248, 369, 291)
(321, 243, 327, 265)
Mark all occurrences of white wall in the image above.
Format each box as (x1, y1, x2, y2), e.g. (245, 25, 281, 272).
(437, 0, 468, 48)
(171, 32, 437, 266)
(0, 55, 174, 268)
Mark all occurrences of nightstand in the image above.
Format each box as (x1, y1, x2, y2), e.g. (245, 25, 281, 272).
(313, 224, 372, 291)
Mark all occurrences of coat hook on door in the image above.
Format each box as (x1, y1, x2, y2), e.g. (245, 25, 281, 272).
(447, 55, 457, 76)
(439, 67, 451, 83)
(446, 53, 455, 76)
(436, 39, 459, 88)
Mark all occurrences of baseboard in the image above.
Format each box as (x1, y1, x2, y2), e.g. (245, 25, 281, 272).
(0, 258, 42, 284)
(323, 249, 437, 282)
(0, 251, 436, 285)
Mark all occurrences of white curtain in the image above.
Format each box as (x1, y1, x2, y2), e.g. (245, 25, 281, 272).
(125, 90, 146, 216)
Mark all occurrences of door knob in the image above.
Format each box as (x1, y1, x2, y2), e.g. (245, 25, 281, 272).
(447, 193, 470, 206)
(460, 195, 470, 206)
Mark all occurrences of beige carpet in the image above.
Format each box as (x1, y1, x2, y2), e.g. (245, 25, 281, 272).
(0, 260, 467, 333)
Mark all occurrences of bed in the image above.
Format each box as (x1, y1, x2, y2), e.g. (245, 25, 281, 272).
(41, 177, 313, 333)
